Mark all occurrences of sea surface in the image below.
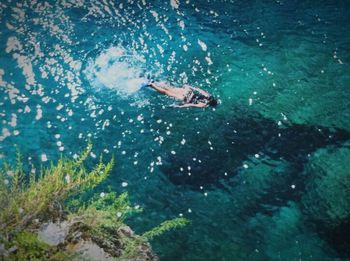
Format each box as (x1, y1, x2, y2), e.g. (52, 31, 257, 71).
(1, 0, 350, 260)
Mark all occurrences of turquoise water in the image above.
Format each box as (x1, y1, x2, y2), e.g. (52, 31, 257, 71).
(1, 0, 350, 260)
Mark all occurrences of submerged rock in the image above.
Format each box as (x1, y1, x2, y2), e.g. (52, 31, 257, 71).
(248, 202, 337, 260)
(301, 144, 350, 256)
(302, 145, 350, 227)
(38, 221, 158, 261)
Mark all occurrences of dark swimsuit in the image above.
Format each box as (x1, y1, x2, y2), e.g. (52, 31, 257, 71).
(190, 93, 208, 103)
(184, 89, 208, 104)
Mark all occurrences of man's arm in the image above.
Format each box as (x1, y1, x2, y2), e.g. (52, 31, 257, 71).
(172, 102, 207, 108)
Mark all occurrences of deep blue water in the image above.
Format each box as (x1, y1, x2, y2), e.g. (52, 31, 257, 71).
(1, 0, 350, 260)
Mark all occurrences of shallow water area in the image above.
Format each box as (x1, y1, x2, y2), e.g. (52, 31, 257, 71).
(1, 0, 350, 260)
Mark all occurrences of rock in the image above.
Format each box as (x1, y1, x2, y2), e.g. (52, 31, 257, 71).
(118, 226, 134, 237)
(69, 240, 114, 261)
(0, 244, 5, 254)
(117, 226, 158, 261)
(38, 221, 70, 246)
(7, 246, 18, 253)
(302, 145, 350, 228)
(37, 222, 158, 261)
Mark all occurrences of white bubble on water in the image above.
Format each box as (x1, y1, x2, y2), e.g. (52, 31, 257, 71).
(205, 56, 213, 65)
(10, 113, 17, 127)
(137, 114, 144, 121)
(178, 20, 185, 29)
(249, 98, 253, 106)
(170, 0, 179, 9)
(41, 153, 48, 162)
(35, 105, 42, 120)
(24, 105, 31, 113)
(198, 39, 207, 51)
(156, 156, 162, 165)
(56, 104, 63, 111)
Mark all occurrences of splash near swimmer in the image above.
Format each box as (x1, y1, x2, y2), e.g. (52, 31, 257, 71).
(85, 46, 149, 96)
(84, 46, 217, 107)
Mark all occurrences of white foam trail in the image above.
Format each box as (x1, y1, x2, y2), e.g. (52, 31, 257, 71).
(85, 46, 146, 96)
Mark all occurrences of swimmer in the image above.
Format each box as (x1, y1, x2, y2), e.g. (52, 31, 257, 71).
(143, 80, 218, 108)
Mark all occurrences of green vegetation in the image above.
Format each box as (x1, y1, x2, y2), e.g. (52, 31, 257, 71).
(0, 145, 188, 260)
(142, 218, 189, 241)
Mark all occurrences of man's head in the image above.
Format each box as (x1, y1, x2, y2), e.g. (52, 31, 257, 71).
(207, 96, 218, 107)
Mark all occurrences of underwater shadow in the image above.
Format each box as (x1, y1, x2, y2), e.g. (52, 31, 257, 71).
(160, 107, 350, 190)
